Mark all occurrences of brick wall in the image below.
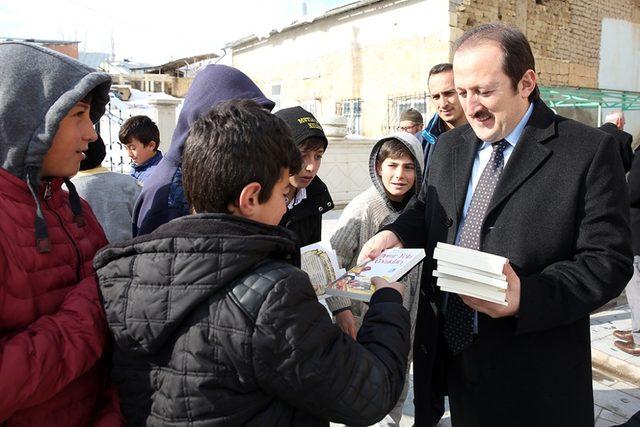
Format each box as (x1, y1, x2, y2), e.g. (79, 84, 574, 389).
(42, 43, 79, 59)
(450, 0, 640, 88)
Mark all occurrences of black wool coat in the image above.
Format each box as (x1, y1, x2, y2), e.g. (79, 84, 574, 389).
(387, 100, 633, 427)
(599, 122, 633, 172)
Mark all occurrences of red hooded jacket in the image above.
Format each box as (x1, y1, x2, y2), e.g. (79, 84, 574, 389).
(0, 42, 123, 426)
(0, 171, 123, 425)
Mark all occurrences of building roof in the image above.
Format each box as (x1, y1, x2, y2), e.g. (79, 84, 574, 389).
(130, 53, 220, 75)
(0, 37, 80, 45)
(101, 59, 152, 75)
(225, 0, 386, 49)
(78, 52, 111, 69)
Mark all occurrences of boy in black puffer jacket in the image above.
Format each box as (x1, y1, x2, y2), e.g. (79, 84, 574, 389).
(95, 99, 411, 426)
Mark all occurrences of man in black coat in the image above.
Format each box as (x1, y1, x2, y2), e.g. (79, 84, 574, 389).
(599, 111, 633, 172)
(360, 23, 632, 426)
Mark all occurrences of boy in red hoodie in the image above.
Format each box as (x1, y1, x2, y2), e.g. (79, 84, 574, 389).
(0, 42, 123, 426)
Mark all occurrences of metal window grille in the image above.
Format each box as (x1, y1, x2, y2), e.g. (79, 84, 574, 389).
(384, 92, 431, 134)
(271, 84, 282, 112)
(98, 101, 133, 173)
(300, 98, 322, 117)
(336, 98, 362, 135)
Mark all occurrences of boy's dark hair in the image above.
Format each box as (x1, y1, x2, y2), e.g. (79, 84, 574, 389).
(183, 99, 302, 213)
(428, 63, 453, 81)
(118, 115, 160, 149)
(299, 137, 327, 153)
(454, 23, 540, 102)
(376, 138, 413, 166)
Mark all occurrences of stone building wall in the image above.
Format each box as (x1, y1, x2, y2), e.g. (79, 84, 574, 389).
(450, 0, 640, 88)
(229, 0, 640, 138)
(231, 0, 451, 138)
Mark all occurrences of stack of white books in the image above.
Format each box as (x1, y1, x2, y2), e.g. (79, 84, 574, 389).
(433, 242, 508, 305)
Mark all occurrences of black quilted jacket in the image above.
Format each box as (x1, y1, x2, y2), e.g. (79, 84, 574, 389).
(94, 214, 410, 426)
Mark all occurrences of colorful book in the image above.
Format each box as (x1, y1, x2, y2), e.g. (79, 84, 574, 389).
(324, 248, 426, 302)
(300, 242, 345, 296)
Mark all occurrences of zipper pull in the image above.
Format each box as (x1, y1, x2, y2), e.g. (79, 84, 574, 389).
(44, 180, 52, 200)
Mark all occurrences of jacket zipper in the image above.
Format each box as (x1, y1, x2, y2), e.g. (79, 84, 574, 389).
(43, 181, 82, 282)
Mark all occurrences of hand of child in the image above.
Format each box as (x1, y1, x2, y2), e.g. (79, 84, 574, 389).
(372, 276, 404, 299)
(357, 230, 403, 264)
(335, 310, 357, 339)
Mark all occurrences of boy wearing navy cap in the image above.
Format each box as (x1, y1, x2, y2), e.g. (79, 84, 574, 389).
(275, 107, 334, 246)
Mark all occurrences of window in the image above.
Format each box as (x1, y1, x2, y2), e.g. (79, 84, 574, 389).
(336, 98, 362, 135)
(300, 98, 321, 117)
(271, 84, 282, 111)
(385, 92, 430, 134)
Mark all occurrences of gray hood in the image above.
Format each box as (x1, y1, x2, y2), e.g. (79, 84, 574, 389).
(368, 131, 424, 211)
(0, 42, 112, 180)
(0, 42, 111, 252)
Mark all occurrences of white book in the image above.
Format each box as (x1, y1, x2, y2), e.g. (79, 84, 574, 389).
(435, 263, 508, 289)
(437, 260, 506, 281)
(437, 276, 508, 306)
(433, 242, 506, 276)
(435, 273, 507, 299)
(439, 284, 508, 306)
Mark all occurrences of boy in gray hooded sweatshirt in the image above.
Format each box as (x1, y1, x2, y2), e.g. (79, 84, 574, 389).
(327, 132, 424, 426)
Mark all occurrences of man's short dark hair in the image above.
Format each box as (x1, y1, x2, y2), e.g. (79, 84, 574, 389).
(428, 63, 453, 81)
(182, 99, 302, 214)
(118, 115, 160, 150)
(376, 138, 413, 166)
(454, 23, 540, 102)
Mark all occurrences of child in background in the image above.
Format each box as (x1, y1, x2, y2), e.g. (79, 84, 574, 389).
(327, 132, 424, 426)
(275, 107, 334, 246)
(119, 115, 163, 183)
(72, 135, 142, 243)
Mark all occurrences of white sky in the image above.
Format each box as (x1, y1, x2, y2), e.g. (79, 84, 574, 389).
(0, 0, 347, 64)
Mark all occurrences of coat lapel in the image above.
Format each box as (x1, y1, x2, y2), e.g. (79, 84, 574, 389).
(452, 127, 480, 222)
(486, 101, 555, 217)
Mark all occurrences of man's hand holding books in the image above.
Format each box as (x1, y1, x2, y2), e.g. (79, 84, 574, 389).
(458, 261, 520, 318)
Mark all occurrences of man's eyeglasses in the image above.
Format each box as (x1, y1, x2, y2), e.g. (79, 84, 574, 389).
(397, 123, 421, 132)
